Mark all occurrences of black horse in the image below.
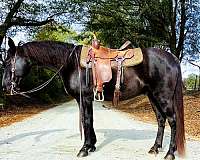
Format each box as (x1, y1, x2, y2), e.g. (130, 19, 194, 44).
(2, 38, 185, 160)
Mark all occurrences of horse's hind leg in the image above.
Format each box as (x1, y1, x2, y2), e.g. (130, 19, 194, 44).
(76, 96, 97, 157)
(164, 110, 176, 160)
(151, 93, 176, 160)
(148, 93, 166, 155)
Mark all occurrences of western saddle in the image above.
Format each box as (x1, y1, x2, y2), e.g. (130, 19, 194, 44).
(86, 38, 139, 105)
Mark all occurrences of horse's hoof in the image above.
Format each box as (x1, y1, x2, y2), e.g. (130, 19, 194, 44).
(89, 146, 96, 152)
(148, 148, 158, 155)
(164, 154, 175, 160)
(77, 150, 88, 157)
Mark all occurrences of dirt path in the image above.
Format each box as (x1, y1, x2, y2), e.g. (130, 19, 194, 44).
(0, 100, 200, 160)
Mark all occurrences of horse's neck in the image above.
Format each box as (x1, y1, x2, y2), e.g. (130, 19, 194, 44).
(29, 52, 67, 69)
(26, 43, 80, 69)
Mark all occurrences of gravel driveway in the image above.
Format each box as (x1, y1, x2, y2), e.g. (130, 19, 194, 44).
(0, 100, 200, 160)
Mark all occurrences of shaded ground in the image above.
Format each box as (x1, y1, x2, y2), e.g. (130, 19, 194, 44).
(0, 104, 53, 127)
(0, 95, 70, 128)
(107, 91, 200, 140)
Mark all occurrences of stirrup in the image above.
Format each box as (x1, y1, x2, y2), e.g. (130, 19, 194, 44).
(93, 88, 104, 101)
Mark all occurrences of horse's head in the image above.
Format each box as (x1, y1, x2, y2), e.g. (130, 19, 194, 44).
(2, 38, 31, 94)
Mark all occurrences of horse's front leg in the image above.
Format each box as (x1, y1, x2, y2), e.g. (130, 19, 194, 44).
(76, 96, 97, 157)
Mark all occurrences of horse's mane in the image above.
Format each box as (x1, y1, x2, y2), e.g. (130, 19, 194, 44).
(19, 41, 79, 66)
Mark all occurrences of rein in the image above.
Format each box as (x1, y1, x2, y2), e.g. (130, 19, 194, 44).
(74, 50, 83, 140)
(8, 44, 84, 140)
(9, 45, 77, 98)
(10, 65, 64, 98)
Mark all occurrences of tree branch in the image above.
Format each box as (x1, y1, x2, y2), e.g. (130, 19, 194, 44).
(5, 0, 23, 25)
(183, 58, 200, 68)
(187, 34, 200, 54)
(11, 17, 54, 27)
(48, 11, 70, 19)
(0, 0, 24, 47)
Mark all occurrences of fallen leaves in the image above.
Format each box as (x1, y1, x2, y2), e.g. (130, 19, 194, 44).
(109, 92, 200, 140)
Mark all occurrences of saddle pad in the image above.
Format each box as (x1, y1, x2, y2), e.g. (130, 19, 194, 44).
(122, 48, 143, 67)
(80, 45, 91, 67)
(80, 46, 143, 67)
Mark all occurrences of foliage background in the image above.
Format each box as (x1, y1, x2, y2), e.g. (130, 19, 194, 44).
(0, 0, 200, 105)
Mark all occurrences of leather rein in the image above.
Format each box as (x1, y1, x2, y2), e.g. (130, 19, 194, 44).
(9, 45, 77, 98)
(8, 44, 84, 140)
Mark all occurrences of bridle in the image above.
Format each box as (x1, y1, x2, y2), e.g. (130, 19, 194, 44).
(10, 51, 17, 95)
(8, 45, 77, 98)
(6, 43, 84, 139)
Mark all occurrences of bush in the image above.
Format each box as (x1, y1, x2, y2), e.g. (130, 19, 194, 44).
(20, 66, 66, 103)
(184, 74, 200, 90)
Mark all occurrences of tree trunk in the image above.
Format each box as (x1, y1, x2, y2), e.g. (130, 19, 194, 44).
(199, 68, 200, 91)
(0, 0, 23, 47)
(176, 0, 186, 60)
(0, 25, 9, 47)
(194, 75, 198, 90)
(169, 0, 186, 60)
(169, 0, 177, 54)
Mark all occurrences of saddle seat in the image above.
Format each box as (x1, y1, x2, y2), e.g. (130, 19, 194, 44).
(91, 46, 133, 59)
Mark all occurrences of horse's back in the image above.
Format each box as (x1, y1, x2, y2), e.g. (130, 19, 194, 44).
(103, 47, 180, 101)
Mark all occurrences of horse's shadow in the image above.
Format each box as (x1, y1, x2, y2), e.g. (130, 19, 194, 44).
(0, 128, 170, 151)
(96, 128, 156, 150)
(0, 129, 66, 145)
(66, 128, 170, 151)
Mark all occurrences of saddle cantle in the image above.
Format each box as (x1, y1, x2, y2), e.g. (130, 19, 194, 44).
(80, 43, 143, 104)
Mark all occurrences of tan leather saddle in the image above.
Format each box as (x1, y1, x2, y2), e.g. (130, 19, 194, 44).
(85, 40, 143, 104)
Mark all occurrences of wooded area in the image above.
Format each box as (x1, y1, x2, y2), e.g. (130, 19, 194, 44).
(0, 0, 200, 105)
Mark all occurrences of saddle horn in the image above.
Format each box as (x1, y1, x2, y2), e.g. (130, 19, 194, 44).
(92, 32, 100, 49)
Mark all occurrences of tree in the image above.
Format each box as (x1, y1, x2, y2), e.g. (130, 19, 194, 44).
(33, 22, 95, 45)
(69, 0, 194, 60)
(33, 22, 77, 42)
(184, 74, 200, 90)
(183, 0, 200, 61)
(0, 0, 76, 59)
(185, 59, 200, 90)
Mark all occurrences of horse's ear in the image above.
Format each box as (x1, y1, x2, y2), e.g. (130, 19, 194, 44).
(8, 37, 16, 55)
(8, 37, 16, 48)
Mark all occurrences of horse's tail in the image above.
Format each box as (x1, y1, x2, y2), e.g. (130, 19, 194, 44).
(174, 65, 185, 157)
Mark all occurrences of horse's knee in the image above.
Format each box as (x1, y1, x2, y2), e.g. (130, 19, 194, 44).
(167, 116, 176, 129)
